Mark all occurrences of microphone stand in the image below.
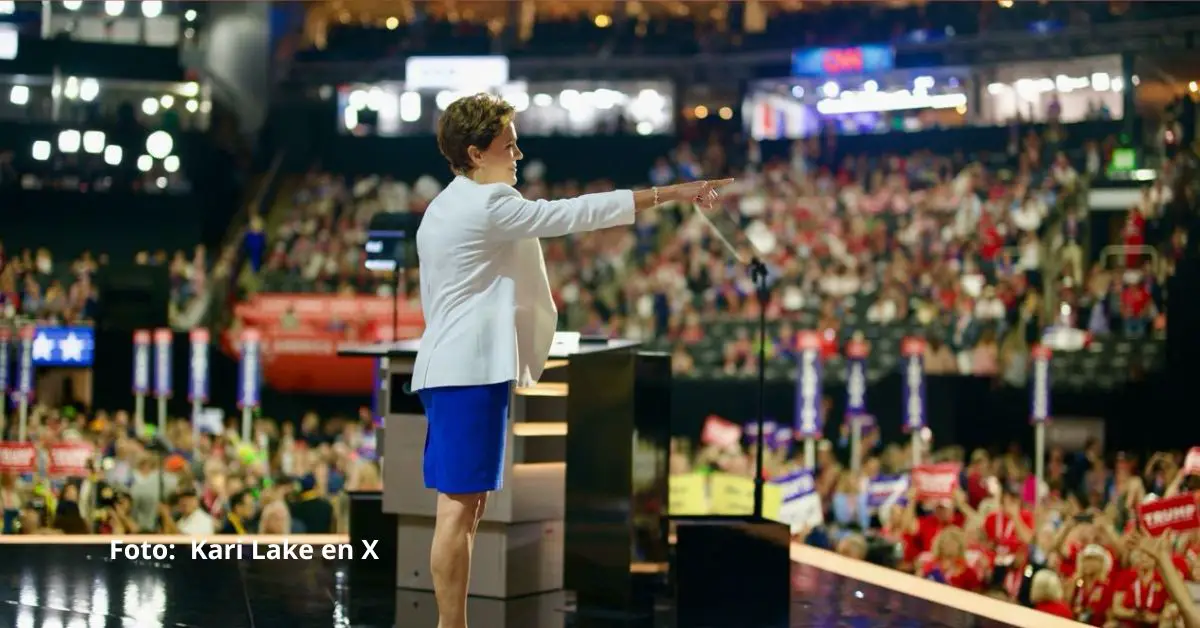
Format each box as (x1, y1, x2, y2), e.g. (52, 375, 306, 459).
(688, 198, 772, 519)
(749, 257, 769, 520)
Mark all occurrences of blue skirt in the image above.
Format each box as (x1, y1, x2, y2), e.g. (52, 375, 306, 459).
(417, 381, 512, 494)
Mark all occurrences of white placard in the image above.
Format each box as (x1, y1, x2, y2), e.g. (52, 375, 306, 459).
(549, 331, 581, 356)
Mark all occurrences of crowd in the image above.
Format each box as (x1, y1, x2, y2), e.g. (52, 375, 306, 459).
(672, 424, 1200, 625)
(0, 402, 381, 537)
(0, 241, 212, 328)
(243, 119, 1175, 381)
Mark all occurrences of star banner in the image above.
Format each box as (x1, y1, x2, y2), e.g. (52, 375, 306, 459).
(30, 326, 94, 367)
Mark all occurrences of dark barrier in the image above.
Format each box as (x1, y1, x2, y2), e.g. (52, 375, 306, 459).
(87, 330, 1177, 453)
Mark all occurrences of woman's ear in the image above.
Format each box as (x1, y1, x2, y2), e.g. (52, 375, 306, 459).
(466, 145, 482, 170)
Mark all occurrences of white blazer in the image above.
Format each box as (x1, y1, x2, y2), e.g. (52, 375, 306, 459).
(410, 176, 635, 391)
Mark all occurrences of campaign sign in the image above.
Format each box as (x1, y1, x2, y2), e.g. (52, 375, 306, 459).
(189, 328, 210, 403)
(1138, 493, 1200, 537)
(132, 330, 151, 395)
(0, 441, 36, 473)
(912, 462, 961, 501)
(30, 326, 95, 367)
(701, 415, 742, 448)
(0, 328, 9, 394)
(238, 329, 263, 409)
(47, 442, 93, 477)
(766, 469, 823, 529)
(13, 326, 33, 402)
(1031, 345, 1051, 423)
(846, 339, 869, 419)
(867, 474, 910, 509)
(794, 331, 823, 438)
(901, 337, 926, 432)
(153, 328, 173, 398)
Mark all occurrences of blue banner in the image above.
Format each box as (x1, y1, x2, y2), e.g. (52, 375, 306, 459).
(153, 329, 172, 398)
(14, 328, 33, 401)
(30, 326, 94, 367)
(239, 331, 262, 409)
(901, 338, 926, 432)
(1031, 346, 1051, 423)
(132, 331, 150, 395)
(188, 329, 210, 403)
(795, 333, 823, 438)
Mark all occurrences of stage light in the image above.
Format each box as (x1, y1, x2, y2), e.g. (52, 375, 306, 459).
(160, 94, 175, 108)
(103, 1, 125, 17)
(79, 78, 99, 102)
(146, 131, 173, 159)
(398, 91, 421, 122)
(137, 155, 153, 172)
(141, 97, 159, 115)
(385, 17, 399, 30)
(63, 77, 79, 100)
(185, 99, 199, 113)
(82, 131, 106, 154)
(821, 81, 840, 98)
(103, 145, 123, 166)
(156, 176, 168, 189)
(31, 140, 51, 161)
(184, 9, 196, 22)
(9, 84, 27, 105)
(57, 129, 81, 154)
(163, 155, 180, 173)
(142, 1, 163, 18)
(62, 0, 82, 10)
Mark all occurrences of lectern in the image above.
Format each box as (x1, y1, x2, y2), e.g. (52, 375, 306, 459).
(338, 337, 670, 625)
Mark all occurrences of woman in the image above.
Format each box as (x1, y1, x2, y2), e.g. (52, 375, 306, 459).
(257, 500, 292, 535)
(1070, 544, 1114, 626)
(1031, 569, 1075, 618)
(921, 526, 982, 591)
(413, 92, 732, 628)
(1112, 546, 1166, 627)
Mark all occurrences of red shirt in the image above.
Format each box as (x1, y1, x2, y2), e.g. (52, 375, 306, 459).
(915, 512, 966, 554)
(921, 557, 982, 591)
(1121, 284, 1151, 317)
(965, 471, 990, 508)
(1115, 573, 1166, 626)
(1071, 577, 1113, 626)
(982, 510, 1034, 551)
(1036, 600, 1075, 619)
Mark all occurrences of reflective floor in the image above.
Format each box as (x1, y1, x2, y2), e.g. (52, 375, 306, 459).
(0, 545, 1018, 628)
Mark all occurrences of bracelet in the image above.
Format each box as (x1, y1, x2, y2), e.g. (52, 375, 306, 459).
(652, 186, 659, 206)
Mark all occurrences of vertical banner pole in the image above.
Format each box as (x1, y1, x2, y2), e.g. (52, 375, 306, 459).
(845, 339, 870, 476)
(15, 326, 34, 442)
(794, 331, 823, 470)
(153, 328, 174, 436)
(188, 328, 210, 459)
(1031, 345, 1052, 505)
(132, 330, 151, 436)
(238, 329, 262, 443)
(901, 337, 927, 470)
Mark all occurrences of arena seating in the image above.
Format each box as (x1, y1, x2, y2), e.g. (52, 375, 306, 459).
(239, 123, 1168, 388)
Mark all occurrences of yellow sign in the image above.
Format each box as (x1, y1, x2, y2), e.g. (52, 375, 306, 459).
(668, 473, 710, 515)
(708, 472, 756, 515)
(761, 482, 784, 522)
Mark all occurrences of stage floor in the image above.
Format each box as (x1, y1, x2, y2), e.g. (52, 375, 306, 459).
(0, 544, 1021, 628)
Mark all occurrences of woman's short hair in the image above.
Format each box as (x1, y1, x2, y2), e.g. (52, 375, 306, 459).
(436, 93, 515, 175)
(931, 526, 965, 559)
(1029, 568, 1063, 604)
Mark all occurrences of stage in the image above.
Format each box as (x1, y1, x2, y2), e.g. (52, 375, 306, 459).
(0, 537, 1074, 628)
